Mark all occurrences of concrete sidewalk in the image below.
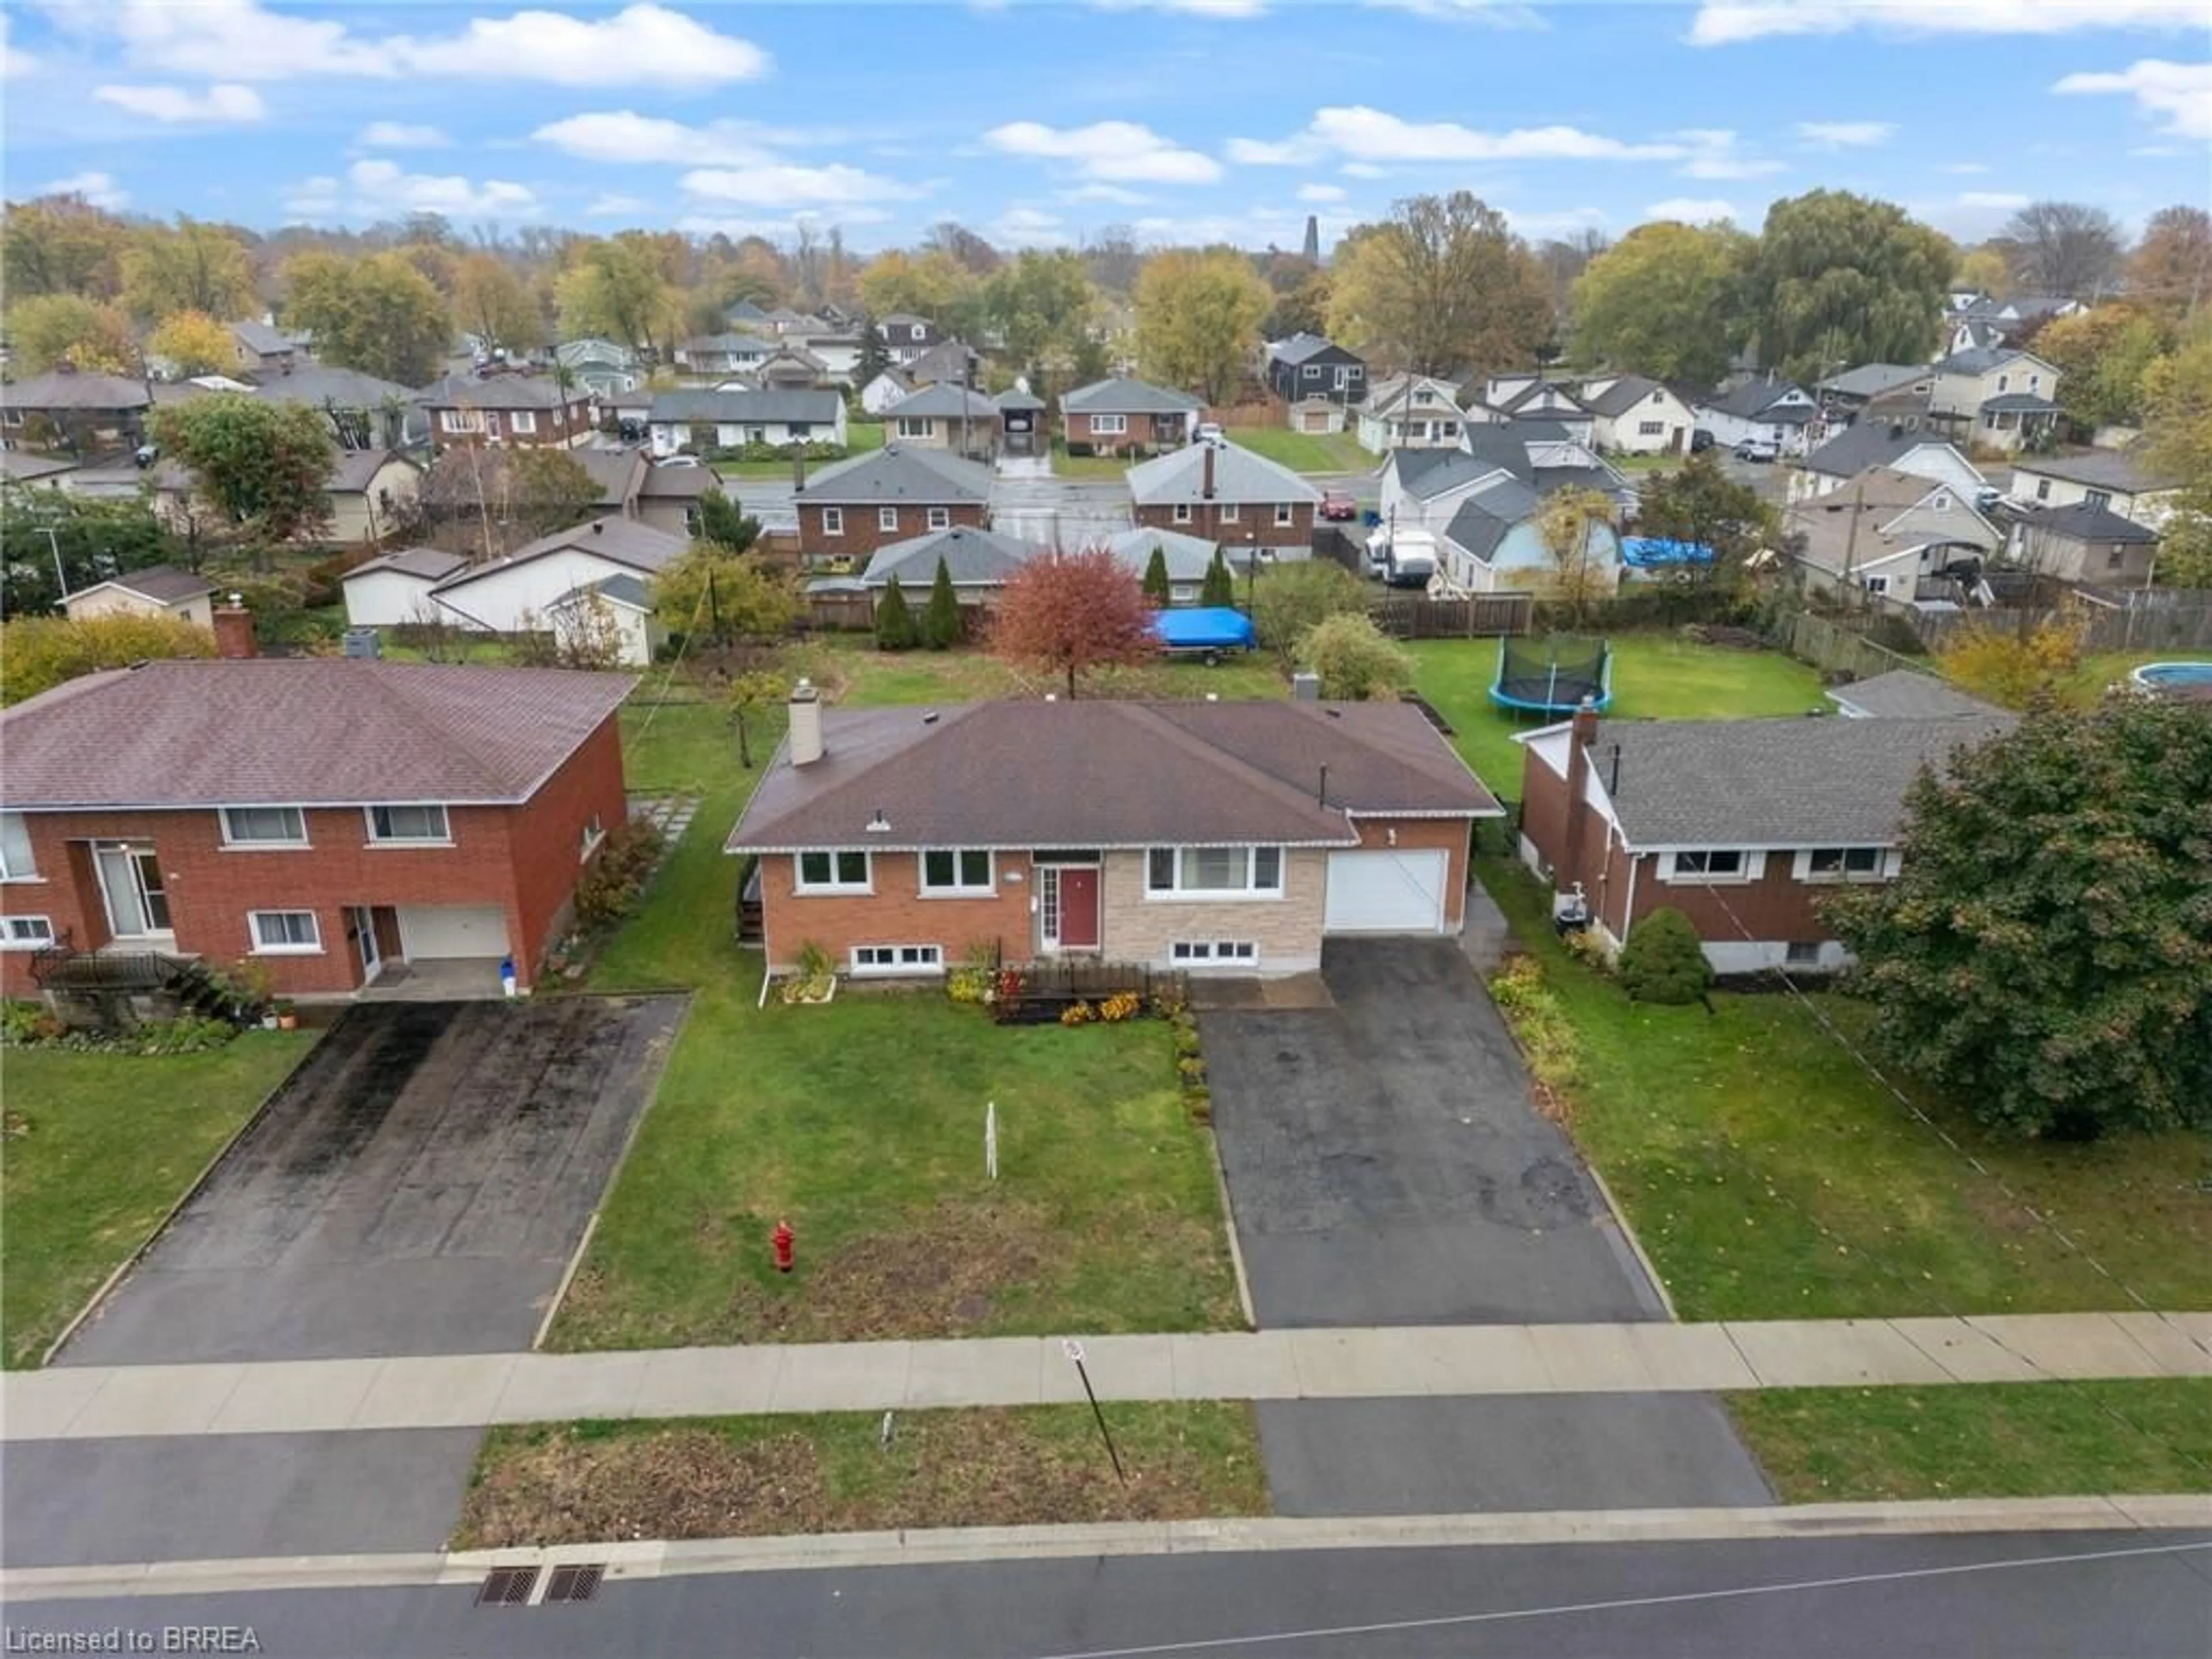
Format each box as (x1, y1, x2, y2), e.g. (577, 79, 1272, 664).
(6, 1312, 2205, 1442)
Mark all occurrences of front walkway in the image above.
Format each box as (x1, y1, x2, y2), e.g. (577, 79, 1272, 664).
(7, 1312, 2204, 1442)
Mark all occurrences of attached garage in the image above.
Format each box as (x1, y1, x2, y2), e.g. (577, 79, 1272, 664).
(396, 904, 511, 961)
(1324, 850, 1448, 934)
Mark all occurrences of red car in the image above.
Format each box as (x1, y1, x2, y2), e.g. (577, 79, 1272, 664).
(1320, 488, 1358, 521)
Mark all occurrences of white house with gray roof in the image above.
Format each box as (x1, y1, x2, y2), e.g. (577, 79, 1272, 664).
(859, 525, 1037, 598)
(421, 516, 688, 661)
(1791, 426, 1984, 504)
(647, 388, 846, 457)
(2008, 449, 2182, 527)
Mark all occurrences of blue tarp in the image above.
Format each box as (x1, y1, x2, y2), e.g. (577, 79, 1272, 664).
(1154, 607, 1257, 653)
(1622, 536, 1718, 569)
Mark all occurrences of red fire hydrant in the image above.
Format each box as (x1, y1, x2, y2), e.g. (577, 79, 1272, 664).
(772, 1218, 795, 1274)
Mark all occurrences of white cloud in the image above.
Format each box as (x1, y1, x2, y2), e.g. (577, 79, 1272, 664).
(1645, 196, 1738, 224)
(586, 192, 650, 217)
(1123, 203, 1356, 248)
(536, 111, 772, 166)
(2054, 60, 2212, 141)
(94, 82, 266, 123)
(357, 121, 449, 149)
(286, 158, 537, 220)
(1298, 183, 1348, 203)
(1671, 128, 1787, 179)
(1795, 120, 1895, 149)
(1690, 0, 2206, 45)
(39, 171, 130, 210)
(1503, 204, 1611, 239)
(282, 176, 342, 218)
(1340, 162, 1390, 179)
(1062, 183, 1152, 206)
(1, 15, 40, 78)
(73, 0, 767, 87)
(1940, 161, 1993, 175)
(1363, 0, 1547, 24)
(1957, 191, 2031, 210)
(1235, 106, 1688, 166)
(986, 120, 1222, 184)
(993, 207, 1073, 247)
(681, 163, 909, 207)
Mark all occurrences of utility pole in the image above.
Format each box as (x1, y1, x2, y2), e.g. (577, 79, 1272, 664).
(1839, 472, 1867, 611)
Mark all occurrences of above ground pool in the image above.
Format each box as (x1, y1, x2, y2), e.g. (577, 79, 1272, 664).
(2130, 661, 2212, 694)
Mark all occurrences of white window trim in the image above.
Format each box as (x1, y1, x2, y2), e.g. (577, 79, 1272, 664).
(1659, 849, 1764, 885)
(794, 849, 872, 894)
(579, 814, 606, 863)
(509, 410, 537, 435)
(851, 943, 945, 977)
(878, 506, 899, 532)
(823, 506, 844, 535)
(0, 812, 39, 882)
(1090, 413, 1127, 435)
(1171, 502, 1193, 524)
(918, 847, 994, 896)
(1792, 847, 1896, 884)
(365, 803, 453, 846)
(1145, 846, 1285, 900)
(219, 805, 309, 849)
(926, 506, 951, 531)
(1220, 502, 1240, 522)
(1274, 502, 1295, 526)
(896, 417, 931, 440)
(1, 915, 56, 950)
(249, 909, 323, 955)
(441, 408, 487, 434)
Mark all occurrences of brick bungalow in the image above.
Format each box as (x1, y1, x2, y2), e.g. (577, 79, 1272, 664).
(1127, 440, 1323, 560)
(1, 608, 634, 1001)
(1059, 376, 1205, 457)
(414, 370, 594, 453)
(728, 684, 1501, 978)
(793, 445, 993, 560)
(1515, 695, 2010, 975)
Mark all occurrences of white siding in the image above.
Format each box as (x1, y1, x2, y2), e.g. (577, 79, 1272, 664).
(430, 553, 646, 635)
(344, 570, 469, 630)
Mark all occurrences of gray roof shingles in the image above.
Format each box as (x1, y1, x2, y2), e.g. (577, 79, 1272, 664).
(1126, 442, 1321, 507)
(1060, 376, 1205, 416)
(797, 446, 993, 505)
(1825, 671, 2008, 721)
(432, 516, 690, 592)
(649, 388, 841, 424)
(2035, 501, 2160, 543)
(862, 525, 1036, 588)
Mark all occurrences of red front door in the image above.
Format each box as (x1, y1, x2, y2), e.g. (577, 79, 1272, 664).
(1056, 868, 1100, 950)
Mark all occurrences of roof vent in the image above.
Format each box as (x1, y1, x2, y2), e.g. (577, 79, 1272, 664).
(866, 809, 892, 834)
(922, 710, 939, 724)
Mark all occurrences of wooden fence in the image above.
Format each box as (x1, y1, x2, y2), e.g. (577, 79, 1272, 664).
(1777, 611, 1925, 680)
(804, 590, 876, 632)
(1876, 596, 2212, 654)
(1369, 592, 1535, 640)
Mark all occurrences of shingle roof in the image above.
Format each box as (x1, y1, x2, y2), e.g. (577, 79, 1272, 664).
(248, 365, 415, 409)
(1060, 376, 1205, 415)
(1366, 374, 1464, 417)
(1817, 363, 1930, 400)
(1787, 468, 1997, 574)
(1393, 445, 1516, 501)
(1802, 423, 1961, 478)
(573, 447, 647, 505)
(1126, 442, 1322, 507)
(327, 449, 416, 493)
(883, 381, 1000, 420)
(1267, 333, 1340, 366)
(1, 370, 151, 412)
(556, 573, 653, 611)
(797, 445, 993, 505)
(903, 341, 978, 385)
(1592, 715, 2012, 848)
(2012, 449, 2181, 494)
(637, 463, 714, 499)
(1103, 526, 1219, 584)
(231, 320, 305, 356)
(649, 388, 842, 424)
(431, 516, 690, 593)
(1932, 346, 2038, 377)
(1574, 375, 1666, 417)
(862, 525, 1036, 588)
(727, 698, 1498, 853)
(2034, 501, 2160, 544)
(344, 546, 471, 584)
(92, 565, 214, 605)
(1, 451, 78, 483)
(995, 385, 1046, 412)
(684, 334, 771, 355)
(1826, 670, 2008, 721)
(1981, 392, 2060, 414)
(1442, 477, 1543, 565)
(414, 372, 582, 410)
(1702, 380, 1808, 421)
(1, 660, 634, 810)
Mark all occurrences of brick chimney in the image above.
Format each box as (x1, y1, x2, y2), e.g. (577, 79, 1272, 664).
(1201, 442, 1215, 501)
(213, 593, 256, 659)
(787, 677, 823, 766)
(1559, 695, 1600, 891)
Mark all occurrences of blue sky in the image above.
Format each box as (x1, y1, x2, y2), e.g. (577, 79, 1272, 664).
(3, 1, 2206, 252)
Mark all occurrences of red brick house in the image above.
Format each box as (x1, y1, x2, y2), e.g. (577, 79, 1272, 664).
(415, 370, 594, 453)
(2, 621, 634, 1001)
(728, 684, 1499, 979)
(1127, 440, 1322, 560)
(1515, 694, 2010, 975)
(1058, 376, 1204, 457)
(792, 445, 993, 559)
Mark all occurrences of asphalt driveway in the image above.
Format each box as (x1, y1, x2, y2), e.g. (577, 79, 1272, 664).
(58, 995, 685, 1365)
(1205, 939, 1664, 1327)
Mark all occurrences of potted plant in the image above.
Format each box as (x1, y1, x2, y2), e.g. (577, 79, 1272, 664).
(779, 941, 838, 1006)
(274, 999, 300, 1032)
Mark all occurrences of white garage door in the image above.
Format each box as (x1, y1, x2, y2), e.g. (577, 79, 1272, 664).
(1324, 850, 1448, 934)
(396, 905, 511, 960)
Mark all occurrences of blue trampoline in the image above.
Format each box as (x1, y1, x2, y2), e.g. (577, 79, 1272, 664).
(1154, 607, 1256, 662)
(1491, 634, 1612, 715)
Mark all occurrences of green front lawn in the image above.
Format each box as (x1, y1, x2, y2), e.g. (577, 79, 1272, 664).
(798, 639, 1287, 707)
(1048, 444, 1131, 480)
(1411, 634, 1828, 805)
(455, 1403, 1267, 1547)
(1225, 426, 1372, 474)
(1, 1035, 319, 1368)
(1731, 1382, 2212, 1502)
(554, 692, 1244, 1350)
(713, 423, 885, 481)
(1483, 858, 2212, 1320)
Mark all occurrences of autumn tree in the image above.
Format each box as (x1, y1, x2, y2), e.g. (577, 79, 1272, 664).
(282, 251, 452, 385)
(858, 249, 976, 331)
(854, 314, 893, 387)
(1263, 264, 1331, 342)
(1825, 696, 2212, 1139)
(724, 666, 790, 768)
(2141, 322, 2212, 586)
(1634, 451, 1779, 584)
(1569, 221, 1749, 385)
(2128, 206, 2211, 325)
(421, 446, 594, 553)
(1135, 249, 1271, 403)
(984, 250, 1099, 381)
(990, 547, 1157, 696)
(922, 556, 963, 650)
(1299, 612, 1412, 700)
(1954, 245, 2010, 301)
(1, 612, 217, 706)
(2001, 200, 2127, 300)
(1738, 191, 1953, 382)
(119, 218, 258, 323)
(147, 310, 238, 377)
(1, 194, 130, 300)
(1324, 194, 1552, 377)
(1936, 617, 2085, 710)
(650, 543, 798, 646)
(555, 233, 682, 358)
(2032, 305, 2173, 433)
(453, 253, 544, 355)
(1249, 559, 1366, 659)
(1535, 486, 1618, 627)
(4, 294, 138, 375)
(149, 395, 336, 547)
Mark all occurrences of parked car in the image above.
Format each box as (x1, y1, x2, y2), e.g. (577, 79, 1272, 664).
(1192, 422, 1226, 447)
(656, 455, 703, 470)
(1973, 484, 2005, 513)
(1733, 438, 1779, 463)
(1320, 488, 1358, 521)
(1690, 427, 1716, 453)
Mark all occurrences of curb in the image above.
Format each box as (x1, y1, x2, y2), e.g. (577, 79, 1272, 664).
(10, 1496, 2206, 1603)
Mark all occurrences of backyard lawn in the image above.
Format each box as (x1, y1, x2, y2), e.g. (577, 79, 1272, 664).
(1482, 857, 2212, 1321)
(1, 1033, 319, 1368)
(800, 638, 1287, 707)
(1730, 1381, 2212, 1501)
(1225, 426, 1373, 475)
(454, 1403, 1267, 1547)
(554, 687, 1245, 1350)
(1409, 634, 1828, 804)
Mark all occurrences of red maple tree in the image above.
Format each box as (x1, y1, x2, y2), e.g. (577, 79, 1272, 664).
(990, 546, 1158, 698)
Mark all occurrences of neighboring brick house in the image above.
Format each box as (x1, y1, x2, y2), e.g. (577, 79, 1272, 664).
(728, 687, 1501, 979)
(1059, 377, 1204, 457)
(1516, 700, 2010, 976)
(1126, 441, 1322, 560)
(414, 371, 593, 453)
(1, 626, 634, 1001)
(1, 368, 153, 453)
(793, 446, 993, 559)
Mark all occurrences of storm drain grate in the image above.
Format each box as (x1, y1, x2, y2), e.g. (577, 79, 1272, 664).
(476, 1567, 538, 1607)
(544, 1563, 606, 1604)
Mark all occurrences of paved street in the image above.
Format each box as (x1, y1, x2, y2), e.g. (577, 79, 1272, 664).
(988, 475, 1134, 548)
(7, 1530, 2206, 1657)
(1205, 940, 1666, 1327)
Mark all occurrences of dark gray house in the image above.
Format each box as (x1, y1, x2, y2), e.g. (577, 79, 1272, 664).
(1266, 332, 1366, 406)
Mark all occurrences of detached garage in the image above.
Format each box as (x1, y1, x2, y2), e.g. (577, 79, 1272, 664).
(1324, 849, 1449, 934)
(396, 905, 512, 961)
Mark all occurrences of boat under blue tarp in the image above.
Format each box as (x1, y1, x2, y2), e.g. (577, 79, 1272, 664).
(1621, 536, 1718, 569)
(1153, 607, 1257, 655)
